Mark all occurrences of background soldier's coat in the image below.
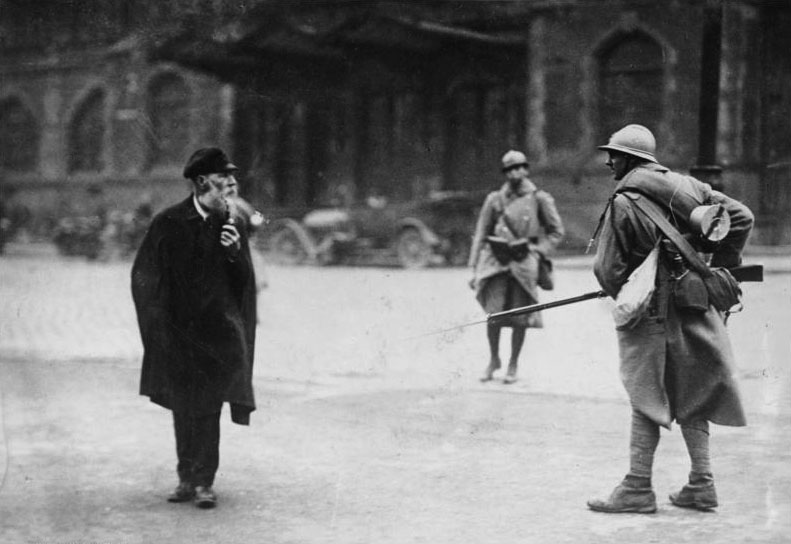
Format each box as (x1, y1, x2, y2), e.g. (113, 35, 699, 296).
(469, 179, 564, 327)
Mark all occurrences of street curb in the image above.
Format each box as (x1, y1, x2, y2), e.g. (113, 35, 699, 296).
(553, 251, 791, 273)
(3, 241, 789, 273)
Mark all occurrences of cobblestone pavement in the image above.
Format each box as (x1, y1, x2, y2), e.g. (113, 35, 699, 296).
(1, 251, 142, 362)
(0, 246, 789, 543)
(1, 246, 788, 412)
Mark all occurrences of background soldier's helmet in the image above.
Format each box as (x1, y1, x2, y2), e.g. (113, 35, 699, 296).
(501, 150, 529, 171)
(597, 124, 658, 163)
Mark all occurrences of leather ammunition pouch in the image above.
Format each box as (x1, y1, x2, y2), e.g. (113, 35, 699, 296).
(673, 267, 742, 313)
(673, 271, 709, 313)
(704, 267, 742, 312)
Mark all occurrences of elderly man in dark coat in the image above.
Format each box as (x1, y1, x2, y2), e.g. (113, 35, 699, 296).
(131, 147, 257, 509)
(586, 125, 753, 514)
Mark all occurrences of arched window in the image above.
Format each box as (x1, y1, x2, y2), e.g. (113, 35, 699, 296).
(0, 97, 39, 172)
(598, 32, 664, 141)
(147, 73, 190, 168)
(69, 89, 106, 173)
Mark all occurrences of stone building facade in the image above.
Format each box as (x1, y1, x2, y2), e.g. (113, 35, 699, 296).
(1, 0, 789, 246)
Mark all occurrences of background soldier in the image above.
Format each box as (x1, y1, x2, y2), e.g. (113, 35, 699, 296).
(587, 124, 754, 514)
(131, 147, 258, 509)
(468, 150, 564, 384)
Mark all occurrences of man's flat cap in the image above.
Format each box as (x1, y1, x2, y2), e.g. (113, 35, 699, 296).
(183, 147, 238, 179)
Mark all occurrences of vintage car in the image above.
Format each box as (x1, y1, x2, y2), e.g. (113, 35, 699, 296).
(264, 191, 485, 268)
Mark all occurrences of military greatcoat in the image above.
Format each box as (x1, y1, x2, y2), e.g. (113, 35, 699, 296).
(469, 179, 564, 327)
(594, 163, 753, 428)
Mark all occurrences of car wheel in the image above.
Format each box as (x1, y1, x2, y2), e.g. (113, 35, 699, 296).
(396, 228, 432, 269)
(444, 232, 471, 267)
(269, 227, 310, 265)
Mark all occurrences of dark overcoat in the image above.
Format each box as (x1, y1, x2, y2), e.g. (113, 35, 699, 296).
(468, 179, 565, 327)
(594, 163, 753, 429)
(131, 196, 257, 425)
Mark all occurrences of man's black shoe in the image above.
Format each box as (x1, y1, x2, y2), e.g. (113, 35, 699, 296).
(194, 486, 217, 509)
(167, 482, 195, 503)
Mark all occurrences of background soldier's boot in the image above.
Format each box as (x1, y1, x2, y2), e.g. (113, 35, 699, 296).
(669, 472, 718, 510)
(503, 363, 518, 384)
(480, 358, 501, 382)
(587, 475, 657, 514)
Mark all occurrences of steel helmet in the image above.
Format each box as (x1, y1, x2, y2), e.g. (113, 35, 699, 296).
(501, 150, 529, 171)
(598, 124, 657, 163)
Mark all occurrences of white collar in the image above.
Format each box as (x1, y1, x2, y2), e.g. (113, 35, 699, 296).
(193, 193, 209, 221)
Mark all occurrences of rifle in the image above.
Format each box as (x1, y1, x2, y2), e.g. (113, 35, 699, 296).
(407, 264, 764, 338)
(488, 263, 763, 324)
(488, 290, 606, 323)
(728, 263, 763, 282)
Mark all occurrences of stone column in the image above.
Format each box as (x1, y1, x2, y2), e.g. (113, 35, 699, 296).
(41, 73, 64, 180)
(690, 0, 724, 190)
(525, 14, 547, 165)
(218, 83, 235, 151)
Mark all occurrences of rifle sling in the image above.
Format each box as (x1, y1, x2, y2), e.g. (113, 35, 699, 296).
(623, 191, 714, 278)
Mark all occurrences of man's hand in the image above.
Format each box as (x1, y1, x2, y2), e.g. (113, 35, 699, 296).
(220, 223, 241, 256)
(468, 277, 476, 290)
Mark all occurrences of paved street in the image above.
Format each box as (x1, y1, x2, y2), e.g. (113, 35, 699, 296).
(0, 245, 789, 543)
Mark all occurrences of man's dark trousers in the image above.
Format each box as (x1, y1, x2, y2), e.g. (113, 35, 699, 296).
(173, 410, 221, 487)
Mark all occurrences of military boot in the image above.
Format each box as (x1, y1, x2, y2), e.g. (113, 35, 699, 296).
(480, 358, 501, 382)
(669, 472, 718, 510)
(503, 362, 518, 384)
(587, 475, 657, 514)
